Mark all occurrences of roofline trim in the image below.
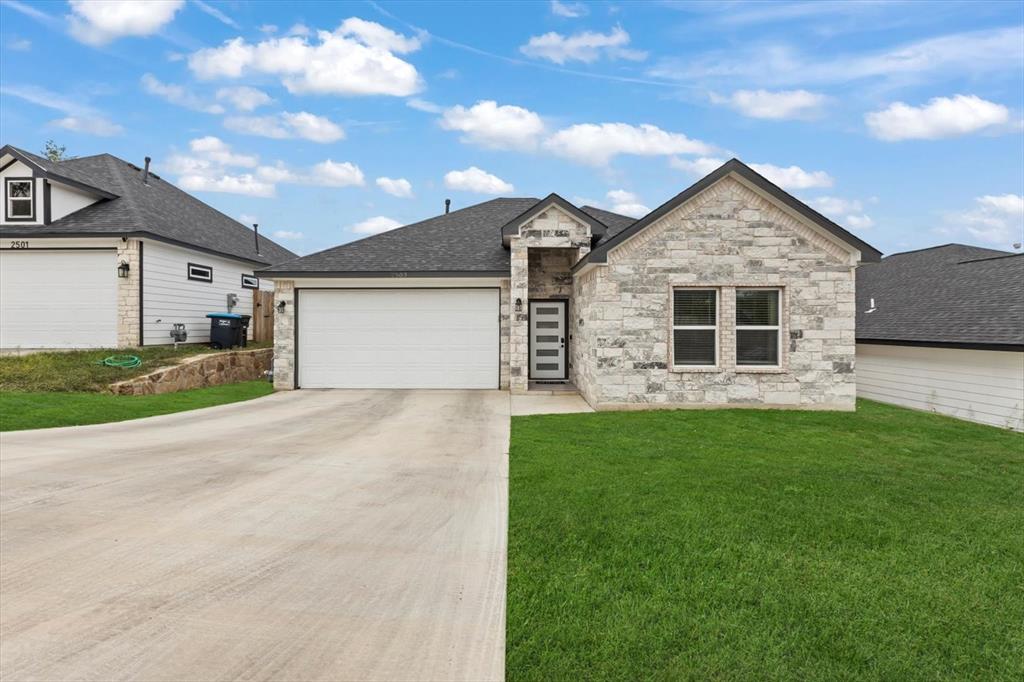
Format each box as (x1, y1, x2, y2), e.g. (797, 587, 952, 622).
(500, 193, 608, 243)
(1, 145, 118, 199)
(0, 228, 277, 266)
(857, 338, 1024, 352)
(574, 158, 882, 272)
(255, 269, 512, 278)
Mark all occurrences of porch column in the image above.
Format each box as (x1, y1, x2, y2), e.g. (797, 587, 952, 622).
(509, 235, 529, 393)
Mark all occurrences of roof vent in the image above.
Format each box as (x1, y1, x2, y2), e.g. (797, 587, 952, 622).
(253, 223, 261, 255)
(142, 156, 151, 185)
(445, 198, 451, 214)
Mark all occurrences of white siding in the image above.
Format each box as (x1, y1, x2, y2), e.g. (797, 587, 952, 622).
(142, 240, 262, 345)
(49, 181, 99, 221)
(857, 343, 1024, 431)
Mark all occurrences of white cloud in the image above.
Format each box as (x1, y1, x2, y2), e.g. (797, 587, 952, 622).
(606, 189, 650, 218)
(188, 18, 423, 97)
(749, 163, 833, 189)
(286, 23, 310, 37)
(164, 136, 363, 197)
(258, 24, 278, 34)
(406, 97, 443, 113)
(351, 216, 402, 234)
(216, 85, 272, 111)
(845, 214, 875, 229)
(224, 111, 345, 143)
(53, 116, 123, 136)
(140, 73, 224, 114)
(650, 27, 1023, 88)
(947, 193, 1024, 245)
(711, 89, 826, 120)
(310, 159, 365, 187)
(444, 167, 514, 195)
(551, 1, 588, 18)
(669, 156, 727, 176)
(68, 0, 184, 46)
(192, 0, 238, 29)
(440, 100, 546, 151)
(376, 176, 413, 198)
(272, 230, 304, 240)
(544, 122, 715, 166)
(810, 196, 874, 229)
(865, 94, 1010, 141)
(520, 26, 647, 64)
(9, 38, 32, 51)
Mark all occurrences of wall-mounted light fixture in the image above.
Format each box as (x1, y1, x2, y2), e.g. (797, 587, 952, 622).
(514, 297, 523, 312)
(117, 261, 130, 278)
(276, 300, 287, 312)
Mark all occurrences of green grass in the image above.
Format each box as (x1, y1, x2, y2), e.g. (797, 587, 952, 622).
(507, 400, 1024, 681)
(0, 343, 269, 393)
(0, 380, 274, 431)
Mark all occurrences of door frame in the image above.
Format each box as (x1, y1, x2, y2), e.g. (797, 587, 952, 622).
(527, 298, 569, 381)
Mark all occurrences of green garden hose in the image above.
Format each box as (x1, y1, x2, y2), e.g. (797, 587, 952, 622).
(97, 355, 142, 369)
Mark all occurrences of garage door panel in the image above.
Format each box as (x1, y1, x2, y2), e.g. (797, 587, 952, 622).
(298, 289, 499, 389)
(0, 250, 118, 348)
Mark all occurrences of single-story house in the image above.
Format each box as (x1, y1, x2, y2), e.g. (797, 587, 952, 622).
(259, 159, 881, 411)
(0, 144, 295, 349)
(856, 244, 1024, 430)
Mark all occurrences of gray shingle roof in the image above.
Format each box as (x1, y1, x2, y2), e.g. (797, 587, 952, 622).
(261, 199, 639, 276)
(1, 145, 295, 266)
(582, 205, 636, 240)
(856, 244, 1024, 347)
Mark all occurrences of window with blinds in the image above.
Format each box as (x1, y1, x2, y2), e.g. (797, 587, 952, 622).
(672, 289, 717, 366)
(736, 289, 780, 366)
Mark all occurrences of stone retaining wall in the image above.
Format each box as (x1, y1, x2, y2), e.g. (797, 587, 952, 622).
(110, 348, 272, 395)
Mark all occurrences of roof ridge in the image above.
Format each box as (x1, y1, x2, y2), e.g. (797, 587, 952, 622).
(958, 252, 1024, 264)
(884, 242, 1007, 258)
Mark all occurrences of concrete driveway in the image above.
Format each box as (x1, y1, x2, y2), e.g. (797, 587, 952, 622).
(0, 390, 509, 682)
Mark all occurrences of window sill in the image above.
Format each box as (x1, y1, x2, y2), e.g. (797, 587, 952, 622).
(734, 366, 787, 374)
(670, 365, 722, 373)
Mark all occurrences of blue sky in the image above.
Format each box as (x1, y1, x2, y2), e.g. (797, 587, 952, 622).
(2, 0, 1022, 257)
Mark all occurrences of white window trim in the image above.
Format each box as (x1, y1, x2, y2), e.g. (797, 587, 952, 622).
(6, 178, 34, 220)
(736, 287, 782, 368)
(187, 262, 213, 283)
(241, 273, 259, 289)
(671, 287, 719, 369)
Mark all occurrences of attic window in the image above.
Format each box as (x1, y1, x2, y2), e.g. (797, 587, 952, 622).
(187, 262, 213, 282)
(241, 274, 259, 289)
(5, 179, 34, 220)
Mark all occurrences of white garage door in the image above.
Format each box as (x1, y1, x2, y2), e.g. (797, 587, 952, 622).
(298, 288, 499, 389)
(0, 249, 118, 349)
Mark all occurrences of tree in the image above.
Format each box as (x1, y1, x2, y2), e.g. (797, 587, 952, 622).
(41, 140, 74, 162)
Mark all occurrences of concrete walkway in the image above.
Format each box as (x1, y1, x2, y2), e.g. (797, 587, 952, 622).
(0, 390, 509, 682)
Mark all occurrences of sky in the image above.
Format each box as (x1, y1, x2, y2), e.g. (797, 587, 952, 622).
(1, 0, 1022, 258)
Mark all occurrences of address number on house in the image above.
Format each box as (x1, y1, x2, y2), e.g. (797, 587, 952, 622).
(8, 241, 29, 249)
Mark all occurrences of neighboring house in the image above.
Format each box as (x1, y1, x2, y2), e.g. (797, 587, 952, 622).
(0, 144, 295, 349)
(259, 158, 881, 411)
(856, 244, 1024, 430)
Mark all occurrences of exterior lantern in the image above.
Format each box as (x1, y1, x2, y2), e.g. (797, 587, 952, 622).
(117, 261, 130, 278)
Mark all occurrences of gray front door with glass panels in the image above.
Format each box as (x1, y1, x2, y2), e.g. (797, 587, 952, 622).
(529, 300, 567, 379)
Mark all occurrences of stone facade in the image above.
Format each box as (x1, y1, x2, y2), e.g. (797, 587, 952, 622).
(572, 176, 857, 410)
(509, 206, 592, 393)
(272, 279, 296, 390)
(116, 238, 141, 348)
(110, 348, 272, 395)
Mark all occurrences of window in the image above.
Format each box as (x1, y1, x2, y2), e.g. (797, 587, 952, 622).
(187, 262, 213, 282)
(736, 289, 781, 366)
(672, 289, 717, 366)
(241, 274, 259, 289)
(5, 179, 34, 220)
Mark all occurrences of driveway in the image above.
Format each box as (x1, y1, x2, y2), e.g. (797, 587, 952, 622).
(0, 390, 509, 681)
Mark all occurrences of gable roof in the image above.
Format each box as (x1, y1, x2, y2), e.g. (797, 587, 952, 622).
(499, 193, 608, 245)
(259, 198, 637, 277)
(1, 144, 295, 266)
(856, 243, 1024, 348)
(576, 158, 882, 271)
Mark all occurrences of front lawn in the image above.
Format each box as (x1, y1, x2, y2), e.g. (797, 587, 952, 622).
(507, 400, 1024, 681)
(0, 380, 274, 431)
(0, 343, 270, 393)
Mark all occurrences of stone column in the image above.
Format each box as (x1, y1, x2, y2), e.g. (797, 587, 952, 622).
(116, 239, 141, 348)
(272, 279, 295, 390)
(509, 236, 529, 393)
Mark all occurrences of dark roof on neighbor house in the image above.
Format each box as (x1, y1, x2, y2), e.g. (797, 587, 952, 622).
(260, 198, 634, 277)
(577, 158, 882, 270)
(0, 145, 295, 266)
(856, 244, 1024, 349)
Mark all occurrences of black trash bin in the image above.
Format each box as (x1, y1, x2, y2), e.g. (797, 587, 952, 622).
(239, 314, 251, 347)
(206, 312, 244, 348)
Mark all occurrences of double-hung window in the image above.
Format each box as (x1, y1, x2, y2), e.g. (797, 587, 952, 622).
(736, 288, 781, 366)
(5, 179, 34, 220)
(672, 289, 718, 367)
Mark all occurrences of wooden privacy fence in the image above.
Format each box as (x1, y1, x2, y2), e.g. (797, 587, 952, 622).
(252, 289, 274, 343)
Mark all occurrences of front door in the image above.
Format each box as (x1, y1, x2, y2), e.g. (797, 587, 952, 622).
(529, 300, 567, 380)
